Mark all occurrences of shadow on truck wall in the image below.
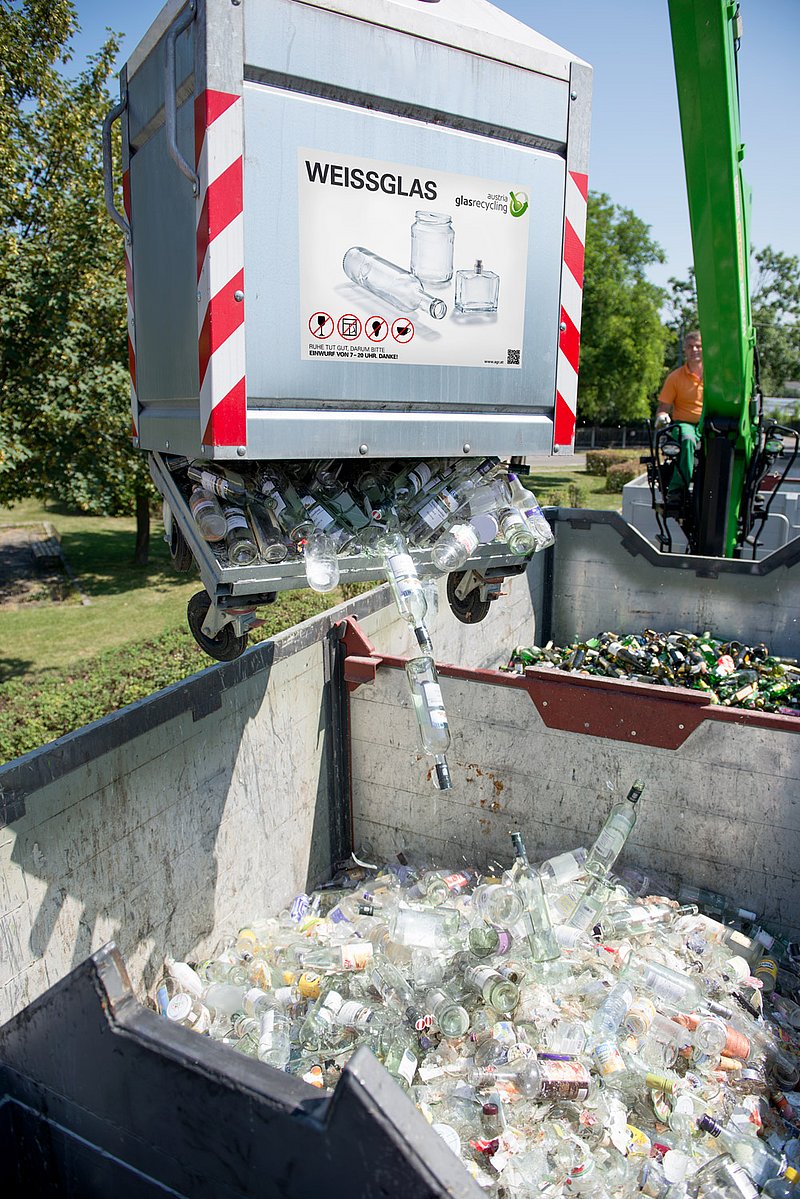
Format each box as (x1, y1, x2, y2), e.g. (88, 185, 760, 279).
(0, 592, 379, 1021)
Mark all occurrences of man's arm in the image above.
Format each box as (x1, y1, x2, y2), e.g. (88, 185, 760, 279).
(655, 373, 676, 426)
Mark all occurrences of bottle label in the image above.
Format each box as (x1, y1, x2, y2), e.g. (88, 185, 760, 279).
(451, 524, 480, 554)
(438, 488, 460, 514)
(539, 1059, 591, 1100)
(336, 999, 372, 1026)
(225, 509, 249, 532)
(198, 470, 230, 497)
(290, 894, 311, 922)
(244, 987, 268, 1014)
(274, 986, 295, 1007)
(302, 498, 335, 530)
(328, 906, 351, 924)
(593, 1040, 626, 1077)
(398, 1048, 418, 1086)
(641, 967, 687, 1006)
(626, 997, 656, 1035)
(388, 552, 415, 580)
(408, 463, 432, 493)
(259, 1008, 276, 1045)
(423, 682, 444, 709)
(340, 942, 373, 971)
(443, 871, 472, 891)
(592, 815, 630, 861)
(417, 498, 449, 529)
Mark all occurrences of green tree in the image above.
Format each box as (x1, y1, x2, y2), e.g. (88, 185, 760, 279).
(578, 192, 669, 424)
(665, 247, 800, 397)
(0, 0, 152, 562)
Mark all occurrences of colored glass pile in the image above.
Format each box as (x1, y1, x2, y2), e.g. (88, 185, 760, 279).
(503, 631, 800, 715)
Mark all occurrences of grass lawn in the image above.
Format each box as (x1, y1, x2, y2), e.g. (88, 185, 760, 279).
(0, 468, 625, 761)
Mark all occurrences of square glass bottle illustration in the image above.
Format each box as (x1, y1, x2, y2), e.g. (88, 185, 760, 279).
(454, 259, 499, 314)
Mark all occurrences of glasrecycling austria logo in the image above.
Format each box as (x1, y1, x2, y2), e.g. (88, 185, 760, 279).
(509, 190, 529, 218)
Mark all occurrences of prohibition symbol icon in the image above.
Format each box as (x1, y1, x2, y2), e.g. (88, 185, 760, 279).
(391, 317, 414, 344)
(365, 317, 388, 343)
(309, 311, 333, 339)
(338, 313, 362, 340)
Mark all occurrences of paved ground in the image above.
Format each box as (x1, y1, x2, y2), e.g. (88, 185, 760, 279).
(0, 524, 71, 606)
(526, 453, 587, 472)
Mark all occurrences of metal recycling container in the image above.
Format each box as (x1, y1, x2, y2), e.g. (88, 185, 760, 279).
(2, 510, 799, 1195)
(107, 0, 591, 462)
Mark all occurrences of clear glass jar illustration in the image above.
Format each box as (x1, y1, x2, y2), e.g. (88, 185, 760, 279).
(455, 259, 500, 314)
(343, 247, 446, 319)
(410, 211, 454, 285)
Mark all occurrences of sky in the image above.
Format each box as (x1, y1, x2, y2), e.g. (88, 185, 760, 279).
(67, 0, 800, 295)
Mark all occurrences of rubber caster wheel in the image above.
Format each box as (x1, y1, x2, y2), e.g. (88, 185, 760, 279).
(163, 502, 194, 573)
(446, 572, 492, 625)
(187, 590, 249, 661)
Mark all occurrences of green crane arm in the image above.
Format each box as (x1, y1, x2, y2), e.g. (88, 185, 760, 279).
(667, 0, 757, 556)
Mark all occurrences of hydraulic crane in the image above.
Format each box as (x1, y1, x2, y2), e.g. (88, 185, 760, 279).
(644, 0, 797, 557)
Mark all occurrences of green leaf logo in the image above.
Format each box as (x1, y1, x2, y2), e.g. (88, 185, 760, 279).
(509, 190, 529, 218)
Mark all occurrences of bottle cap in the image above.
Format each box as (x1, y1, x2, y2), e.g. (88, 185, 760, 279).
(471, 512, 499, 544)
(786, 1168, 799, 1183)
(166, 993, 192, 1022)
(482, 1102, 499, 1116)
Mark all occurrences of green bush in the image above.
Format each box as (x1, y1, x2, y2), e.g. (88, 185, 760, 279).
(0, 583, 374, 763)
(605, 459, 645, 491)
(586, 449, 636, 476)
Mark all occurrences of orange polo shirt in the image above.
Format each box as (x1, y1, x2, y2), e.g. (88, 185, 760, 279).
(658, 364, 703, 424)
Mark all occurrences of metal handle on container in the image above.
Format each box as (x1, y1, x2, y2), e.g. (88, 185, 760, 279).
(165, 0, 199, 195)
(102, 94, 130, 239)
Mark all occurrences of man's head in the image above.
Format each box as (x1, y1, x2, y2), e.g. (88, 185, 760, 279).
(684, 331, 702, 371)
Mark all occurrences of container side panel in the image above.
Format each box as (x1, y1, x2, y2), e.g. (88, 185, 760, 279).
(244, 0, 569, 147)
(242, 87, 565, 420)
(550, 512, 800, 657)
(350, 670, 800, 940)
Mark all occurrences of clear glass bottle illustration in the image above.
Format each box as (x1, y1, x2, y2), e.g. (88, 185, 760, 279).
(405, 655, 452, 790)
(223, 505, 259, 566)
(410, 211, 454, 285)
(189, 486, 227, 542)
(454, 259, 499, 314)
(584, 779, 645, 879)
(343, 246, 447, 320)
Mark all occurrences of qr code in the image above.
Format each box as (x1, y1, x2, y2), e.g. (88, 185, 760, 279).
(507, 349, 521, 365)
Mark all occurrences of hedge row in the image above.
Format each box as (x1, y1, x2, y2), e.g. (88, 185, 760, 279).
(585, 449, 639, 476)
(605, 459, 646, 491)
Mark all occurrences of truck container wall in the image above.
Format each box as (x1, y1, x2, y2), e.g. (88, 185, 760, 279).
(115, 0, 591, 459)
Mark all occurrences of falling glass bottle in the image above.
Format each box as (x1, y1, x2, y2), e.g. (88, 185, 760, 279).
(508, 831, 561, 962)
(405, 656, 452, 790)
(343, 247, 447, 319)
(584, 780, 645, 880)
(379, 530, 433, 654)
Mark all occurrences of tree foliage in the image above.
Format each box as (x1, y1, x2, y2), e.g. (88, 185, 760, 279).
(0, 1, 150, 555)
(665, 247, 800, 396)
(578, 192, 669, 424)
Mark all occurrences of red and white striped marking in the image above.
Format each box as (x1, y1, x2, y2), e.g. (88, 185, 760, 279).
(554, 169, 588, 449)
(195, 89, 247, 449)
(122, 170, 138, 440)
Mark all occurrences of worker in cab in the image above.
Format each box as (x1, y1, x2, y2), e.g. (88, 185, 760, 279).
(654, 330, 703, 497)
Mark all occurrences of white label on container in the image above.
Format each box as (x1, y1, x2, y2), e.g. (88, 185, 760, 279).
(408, 464, 432, 492)
(299, 149, 530, 369)
(337, 1000, 371, 1026)
(388, 553, 415, 580)
(423, 682, 444, 710)
(418, 498, 448, 530)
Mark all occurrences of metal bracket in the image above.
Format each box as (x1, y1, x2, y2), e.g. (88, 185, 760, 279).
(336, 617, 384, 690)
(165, 1, 199, 195)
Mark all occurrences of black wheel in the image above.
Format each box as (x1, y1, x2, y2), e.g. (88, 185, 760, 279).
(187, 590, 249, 661)
(163, 502, 194, 573)
(446, 572, 492, 625)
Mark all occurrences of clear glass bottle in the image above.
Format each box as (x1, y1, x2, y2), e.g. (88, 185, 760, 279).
(620, 955, 704, 1013)
(584, 780, 645, 879)
(312, 464, 372, 535)
(405, 457, 499, 546)
(698, 1117, 787, 1189)
(379, 531, 433, 654)
(508, 472, 555, 550)
(431, 521, 481, 573)
(454, 259, 500, 314)
(343, 246, 447, 319)
(762, 1167, 800, 1198)
(508, 832, 561, 962)
(382, 1027, 420, 1090)
(539, 847, 587, 886)
(249, 506, 289, 564)
(691, 1154, 759, 1199)
(257, 468, 308, 536)
(187, 464, 247, 502)
(166, 992, 211, 1033)
(256, 1009, 292, 1069)
(388, 903, 460, 950)
(472, 882, 524, 928)
(497, 506, 537, 555)
(302, 530, 340, 593)
(566, 874, 615, 931)
(189, 486, 227, 542)
(405, 655, 452, 790)
(427, 988, 470, 1037)
(591, 982, 634, 1038)
(471, 1056, 590, 1101)
(464, 964, 519, 1014)
(223, 505, 259, 566)
(410, 211, 455, 285)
